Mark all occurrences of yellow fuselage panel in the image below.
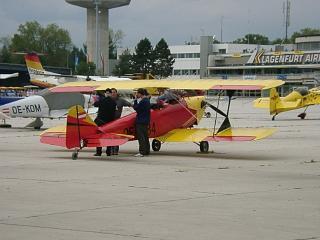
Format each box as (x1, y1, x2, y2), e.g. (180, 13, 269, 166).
(184, 96, 206, 123)
(282, 91, 303, 102)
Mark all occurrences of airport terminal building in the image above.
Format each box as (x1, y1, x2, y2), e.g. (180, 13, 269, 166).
(169, 35, 320, 95)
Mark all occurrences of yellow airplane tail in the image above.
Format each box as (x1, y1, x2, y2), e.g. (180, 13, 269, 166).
(25, 53, 45, 73)
(269, 88, 280, 115)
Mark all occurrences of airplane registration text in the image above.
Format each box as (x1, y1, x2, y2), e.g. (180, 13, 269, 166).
(12, 104, 42, 114)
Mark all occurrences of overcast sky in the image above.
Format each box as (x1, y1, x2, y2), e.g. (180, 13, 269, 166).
(0, 0, 319, 48)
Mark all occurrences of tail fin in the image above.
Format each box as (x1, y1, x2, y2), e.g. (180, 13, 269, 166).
(269, 88, 280, 115)
(25, 53, 45, 74)
(66, 105, 98, 149)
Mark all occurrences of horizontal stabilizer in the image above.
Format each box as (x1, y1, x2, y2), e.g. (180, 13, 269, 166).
(40, 119, 133, 148)
(82, 133, 134, 147)
(40, 131, 67, 147)
(40, 131, 133, 148)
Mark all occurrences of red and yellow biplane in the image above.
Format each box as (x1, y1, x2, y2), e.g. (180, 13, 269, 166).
(40, 79, 283, 159)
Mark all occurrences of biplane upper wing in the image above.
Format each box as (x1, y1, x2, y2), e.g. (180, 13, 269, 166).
(49, 79, 284, 93)
(156, 127, 276, 143)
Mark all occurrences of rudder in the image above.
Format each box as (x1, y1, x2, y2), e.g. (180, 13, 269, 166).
(25, 53, 45, 73)
(66, 105, 98, 149)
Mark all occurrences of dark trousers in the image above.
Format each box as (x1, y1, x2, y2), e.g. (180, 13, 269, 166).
(96, 146, 112, 155)
(94, 118, 112, 156)
(136, 123, 150, 155)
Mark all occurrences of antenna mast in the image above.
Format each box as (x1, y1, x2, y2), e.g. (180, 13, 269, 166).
(283, 0, 291, 41)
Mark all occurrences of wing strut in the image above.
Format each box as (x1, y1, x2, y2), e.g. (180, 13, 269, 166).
(205, 90, 235, 134)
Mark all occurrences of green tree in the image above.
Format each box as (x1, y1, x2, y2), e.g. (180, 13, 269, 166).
(271, 38, 284, 44)
(9, 21, 72, 66)
(41, 23, 72, 66)
(290, 28, 320, 43)
(76, 61, 96, 76)
(0, 37, 12, 63)
(112, 49, 134, 76)
(233, 34, 270, 45)
(132, 38, 154, 77)
(153, 38, 175, 78)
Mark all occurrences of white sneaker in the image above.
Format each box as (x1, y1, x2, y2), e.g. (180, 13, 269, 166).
(134, 153, 144, 157)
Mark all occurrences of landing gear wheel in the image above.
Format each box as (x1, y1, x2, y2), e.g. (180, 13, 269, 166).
(199, 141, 209, 153)
(72, 152, 78, 160)
(298, 112, 306, 119)
(205, 112, 211, 118)
(152, 139, 161, 151)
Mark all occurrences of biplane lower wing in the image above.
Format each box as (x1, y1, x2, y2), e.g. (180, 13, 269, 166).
(156, 127, 276, 143)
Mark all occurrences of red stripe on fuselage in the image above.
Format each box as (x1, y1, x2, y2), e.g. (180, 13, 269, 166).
(99, 102, 197, 139)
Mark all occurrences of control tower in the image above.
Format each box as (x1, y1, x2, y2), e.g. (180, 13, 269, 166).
(65, 0, 131, 75)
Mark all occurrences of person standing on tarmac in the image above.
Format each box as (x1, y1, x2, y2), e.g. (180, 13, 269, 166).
(110, 88, 132, 155)
(133, 88, 151, 157)
(93, 88, 116, 156)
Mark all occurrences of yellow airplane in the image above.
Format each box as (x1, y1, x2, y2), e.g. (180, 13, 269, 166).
(254, 87, 320, 120)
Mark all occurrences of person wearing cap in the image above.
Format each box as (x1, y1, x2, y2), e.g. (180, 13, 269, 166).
(93, 88, 116, 156)
(133, 88, 151, 157)
(110, 88, 132, 155)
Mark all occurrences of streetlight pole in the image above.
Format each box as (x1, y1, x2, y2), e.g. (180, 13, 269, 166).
(94, 0, 100, 74)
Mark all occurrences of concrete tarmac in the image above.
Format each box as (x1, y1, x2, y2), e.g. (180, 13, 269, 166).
(0, 98, 319, 240)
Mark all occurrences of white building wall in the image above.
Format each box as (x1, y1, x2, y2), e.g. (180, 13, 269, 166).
(169, 45, 200, 78)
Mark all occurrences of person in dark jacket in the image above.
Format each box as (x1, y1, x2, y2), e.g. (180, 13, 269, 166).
(133, 88, 151, 157)
(93, 88, 116, 156)
(110, 88, 132, 155)
(111, 88, 132, 119)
